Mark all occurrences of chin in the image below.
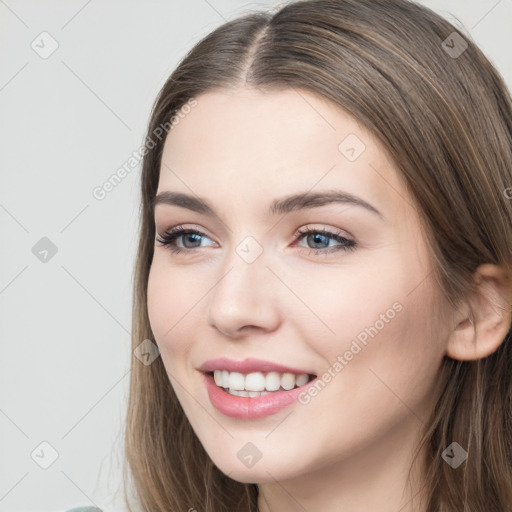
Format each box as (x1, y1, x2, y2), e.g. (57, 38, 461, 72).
(206, 447, 306, 485)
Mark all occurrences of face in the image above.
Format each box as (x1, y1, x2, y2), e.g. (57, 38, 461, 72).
(147, 87, 451, 485)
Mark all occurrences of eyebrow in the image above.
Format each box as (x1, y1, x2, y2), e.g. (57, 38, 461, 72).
(152, 190, 383, 219)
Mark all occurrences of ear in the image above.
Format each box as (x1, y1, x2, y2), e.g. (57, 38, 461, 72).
(446, 263, 512, 361)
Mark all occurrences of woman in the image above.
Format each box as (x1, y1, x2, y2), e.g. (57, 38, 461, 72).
(112, 0, 512, 511)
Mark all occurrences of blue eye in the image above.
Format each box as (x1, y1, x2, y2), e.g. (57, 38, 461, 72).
(295, 227, 356, 254)
(155, 225, 356, 256)
(155, 226, 213, 254)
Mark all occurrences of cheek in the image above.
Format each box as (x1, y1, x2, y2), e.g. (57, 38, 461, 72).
(295, 259, 443, 398)
(146, 260, 199, 360)
(288, 262, 406, 352)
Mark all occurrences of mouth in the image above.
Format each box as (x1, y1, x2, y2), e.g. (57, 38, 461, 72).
(206, 370, 317, 397)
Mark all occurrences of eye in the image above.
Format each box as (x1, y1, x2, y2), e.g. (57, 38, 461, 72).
(155, 225, 356, 256)
(155, 226, 215, 254)
(294, 227, 356, 255)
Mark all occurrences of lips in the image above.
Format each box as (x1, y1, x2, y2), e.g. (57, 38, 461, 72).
(198, 357, 318, 419)
(198, 357, 316, 376)
(202, 372, 318, 419)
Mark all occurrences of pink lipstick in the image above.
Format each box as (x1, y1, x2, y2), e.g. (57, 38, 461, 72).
(199, 358, 317, 419)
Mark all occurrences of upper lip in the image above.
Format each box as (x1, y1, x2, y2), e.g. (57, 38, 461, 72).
(199, 357, 316, 376)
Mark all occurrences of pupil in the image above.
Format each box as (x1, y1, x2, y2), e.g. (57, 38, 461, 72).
(184, 233, 201, 248)
(310, 233, 327, 248)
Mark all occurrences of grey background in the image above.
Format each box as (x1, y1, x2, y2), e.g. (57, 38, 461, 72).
(0, 1, 510, 511)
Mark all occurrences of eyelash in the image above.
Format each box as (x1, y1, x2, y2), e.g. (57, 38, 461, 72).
(155, 225, 356, 256)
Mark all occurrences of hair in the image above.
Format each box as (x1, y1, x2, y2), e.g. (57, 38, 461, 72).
(122, 0, 512, 510)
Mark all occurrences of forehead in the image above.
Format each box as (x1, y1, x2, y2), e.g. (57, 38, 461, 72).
(158, 87, 412, 222)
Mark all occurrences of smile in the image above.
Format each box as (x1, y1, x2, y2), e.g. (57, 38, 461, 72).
(202, 371, 318, 419)
(212, 370, 315, 396)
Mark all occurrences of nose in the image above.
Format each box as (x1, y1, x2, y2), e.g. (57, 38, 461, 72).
(206, 251, 281, 339)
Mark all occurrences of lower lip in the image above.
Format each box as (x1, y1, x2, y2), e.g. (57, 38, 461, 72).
(202, 372, 316, 419)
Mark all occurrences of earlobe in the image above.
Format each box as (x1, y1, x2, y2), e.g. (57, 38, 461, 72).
(445, 263, 512, 361)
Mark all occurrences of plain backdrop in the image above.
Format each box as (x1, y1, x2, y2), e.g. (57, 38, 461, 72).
(0, 1, 511, 511)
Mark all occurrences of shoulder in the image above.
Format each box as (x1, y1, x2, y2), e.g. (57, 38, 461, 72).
(64, 507, 103, 512)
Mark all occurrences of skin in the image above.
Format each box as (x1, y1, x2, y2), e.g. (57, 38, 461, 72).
(146, 87, 512, 512)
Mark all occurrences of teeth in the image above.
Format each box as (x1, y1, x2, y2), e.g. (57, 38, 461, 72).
(281, 373, 295, 390)
(227, 389, 272, 397)
(295, 374, 309, 387)
(228, 371, 245, 390)
(212, 370, 312, 393)
(265, 371, 281, 391)
(222, 370, 229, 388)
(245, 371, 266, 391)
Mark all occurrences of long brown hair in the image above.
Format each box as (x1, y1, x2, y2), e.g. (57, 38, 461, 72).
(122, 1, 512, 510)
